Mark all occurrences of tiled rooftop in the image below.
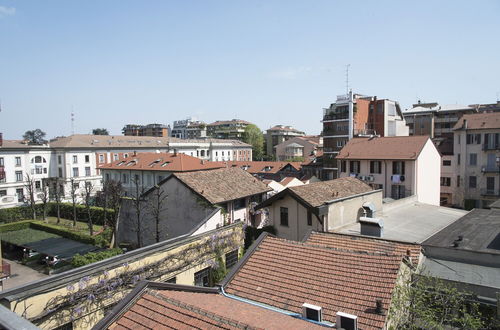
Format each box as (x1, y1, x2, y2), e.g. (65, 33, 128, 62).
(104, 285, 324, 330)
(223, 235, 404, 329)
(217, 161, 303, 174)
(287, 177, 373, 207)
(453, 112, 500, 130)
(98, 152, 224, 172)
(305, 231, 421, 264)
(173, 167, 272, 204)
(336, 136, 430, 160)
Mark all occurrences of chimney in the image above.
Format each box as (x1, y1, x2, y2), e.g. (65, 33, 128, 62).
(375, 299, 384, 315)
(133, 150, 137, 156)
(463, 119, 468, 129)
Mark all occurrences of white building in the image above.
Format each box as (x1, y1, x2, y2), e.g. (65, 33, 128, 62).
(336, 136, 441, 206)
(0, 134, 252, 208)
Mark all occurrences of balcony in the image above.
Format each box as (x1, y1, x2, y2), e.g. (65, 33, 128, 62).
(354, 128, 377, 136)
(0, 260, 11, 279)
(481, 165, 500, 173)
(480, 189, 499, 196)
(323, 113, 349, 121)
(482, 143, 500, 151)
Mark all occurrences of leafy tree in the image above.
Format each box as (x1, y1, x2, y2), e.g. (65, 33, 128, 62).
(242, 124, 264, 160)
(389, 274, 485, 329)
(23, 129, 47, 145)
(92, 128, 109, 135)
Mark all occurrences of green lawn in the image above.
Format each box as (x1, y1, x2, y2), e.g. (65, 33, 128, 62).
(0, 228, 60, 245)
(38, 217, 104, 236)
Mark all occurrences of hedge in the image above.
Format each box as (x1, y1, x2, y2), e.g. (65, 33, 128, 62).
(0, 220, 34, 233)
(0, 203, 115, 225)
(71, 248, 123, 267)
(30, 221, 108, 247)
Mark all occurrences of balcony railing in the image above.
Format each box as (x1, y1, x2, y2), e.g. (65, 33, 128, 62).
(481, 165, 500, 173)
(323, 113, 349, 121)
(482, 143, 500, 151)
(354, 128, 377, 136)
(480, 189, 499, 196)
(0, 260, 11, 279)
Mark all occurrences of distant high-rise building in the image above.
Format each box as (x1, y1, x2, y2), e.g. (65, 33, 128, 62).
(122, 123, 169, 137)
(206, 119, 252, 140)
(322, 92, 409, 180)
(171, 118, 206, 139)
(265, 125, 305, 157)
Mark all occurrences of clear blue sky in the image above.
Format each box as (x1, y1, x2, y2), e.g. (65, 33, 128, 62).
(0, 1, 499, 139)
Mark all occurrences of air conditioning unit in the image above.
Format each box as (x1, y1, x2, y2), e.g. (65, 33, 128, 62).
(366, 175, 375, 182)
(336, 311, 358, 330)
(302, 303, 322, 322)
(400, 175, 405, 182)
(349, 173, 358, 178)
(358, 175, 366, 181)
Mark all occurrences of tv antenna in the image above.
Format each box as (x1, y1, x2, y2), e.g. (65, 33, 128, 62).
(345, 64, 350, 94)
(71, 109, 75, 135)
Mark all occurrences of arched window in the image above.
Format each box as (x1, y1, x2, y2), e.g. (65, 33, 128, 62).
(31, 156, 46, 164)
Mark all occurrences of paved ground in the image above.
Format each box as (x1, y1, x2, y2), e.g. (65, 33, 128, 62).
(1, 258, 48, 291)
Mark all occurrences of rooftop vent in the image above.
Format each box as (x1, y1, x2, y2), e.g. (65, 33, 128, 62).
(359, 217, 384, 237)
(336, 311, 358, 330)
(302, 303, 322, 322)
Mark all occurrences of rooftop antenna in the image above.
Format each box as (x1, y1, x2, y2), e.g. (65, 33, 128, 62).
(71, 108, 75, 135)
(345, 64, 350, 94)
(496, 92, 499, 102)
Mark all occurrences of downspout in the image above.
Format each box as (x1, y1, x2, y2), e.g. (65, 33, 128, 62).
(384, 160, 388, 198)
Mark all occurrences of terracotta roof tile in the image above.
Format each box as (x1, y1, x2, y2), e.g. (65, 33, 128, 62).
(173, 167, 272, 204)
(288, 177, 373, 207)
(336, 136, 430, 160)
(98, 152, 224, 172)
(453, 112, 500, 130)
(215, 161, 303, 174)
(224, 236, 404, 329)
(108, 287, 323, 329)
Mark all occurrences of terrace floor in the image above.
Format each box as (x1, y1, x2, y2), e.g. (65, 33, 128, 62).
(1, 258, 48, 291)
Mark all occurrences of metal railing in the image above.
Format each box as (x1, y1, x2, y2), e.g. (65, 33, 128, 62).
(481, 165, 500, 173)
(354, 128, 377, 136)
(482, 143, 500, 151)
(480, 189, 499, 196)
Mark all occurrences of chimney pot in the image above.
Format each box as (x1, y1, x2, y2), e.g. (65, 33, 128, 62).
(375, 299, 384, 315)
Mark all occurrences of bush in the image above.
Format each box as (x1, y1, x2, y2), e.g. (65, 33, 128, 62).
(71, 248, 123, 267)
(244, 225, 276, 250)
(0, 220, 34, 233)
(30, 221, 103, 246)
(0, 203, 115, 225)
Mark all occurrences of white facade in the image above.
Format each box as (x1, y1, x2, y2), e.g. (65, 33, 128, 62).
(338, 139, 440, 206)
(169, 140, 252, 162)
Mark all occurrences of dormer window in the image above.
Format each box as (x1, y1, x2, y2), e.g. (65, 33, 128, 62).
(161, 161, 171, 167)
(149, 159, 162, 167)
(117, 161, 125, 166)
(263, 166, 273, 172)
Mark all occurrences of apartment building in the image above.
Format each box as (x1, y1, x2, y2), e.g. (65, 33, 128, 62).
(453, 112, 500, 209)
(265, 125, 305, 157)
(274, 135, 322, 161)
(336, 136, 440, 205)
(322, 92, 409, 180)
(168, 138, 252, 161)
(206, 119, 252, 140)
(122, 123, 169, 137)
(170, 118, 207, 139)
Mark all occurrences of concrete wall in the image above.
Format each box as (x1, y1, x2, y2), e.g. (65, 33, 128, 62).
(118, 178, 223, 247)
(415, 139, 441, 205)
(327, 190, 383, 231)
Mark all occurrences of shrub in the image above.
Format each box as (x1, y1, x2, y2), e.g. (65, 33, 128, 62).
(244, 225, 276, 250)
(30, 221, 99, 246)
(71, 248, 123, 267)
(0, 220, 34, 233)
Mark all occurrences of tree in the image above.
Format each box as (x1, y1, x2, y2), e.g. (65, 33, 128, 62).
(131, 176, 144, 248)
(147, 184, 168, 243)
(242, 124, 264, 160)
(23, 129, 47, 145)
(70, 178, 78, 227)
(23, 174, 37, 219)
(92, 128, 109, 135)
(38, 179, 50, 221)
(389, 274, 485, 329)
(49, 178, 63, 224)
(101, 179, 124, 248)
(81, 181, 94, 236)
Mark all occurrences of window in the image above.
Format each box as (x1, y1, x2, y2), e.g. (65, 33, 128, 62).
(72, 167, 79, 177)
(457, 153, 461, 165)
(113, 154, 119, 161)
(234, 198, 246, 210)
(340, 161, 346, 173)
(0, 190, 6, 197)
(35, 181, 41, 191)
(43, 168, 47, 174)
(474, 134, 481, 144)
(58, 168, 63, 177)
(58, 155, 62, 165)
(392, 161, 405, 175)
(442, 160, 451, 166)
(124, 153, 129, 158)
(457, 135, 460, 144)
(194, 267, 211, 287)
(307, 211, 312, 226)
(280, 207, 289, 226)
(0, 157, 3, 167)
(370, 161, 381, 174)
(225, 250, 239, 269)
(457, 175, 460, 187)
(486, 177, 495, 192)
(15, 157, 21, 166)
(85, 167, 91, 176)
(73, 182, 79, 190)
(469, 176, 477, 188)
(440, 177, 451, 186)
(16, 188, 24, 202)
(122, 174, 129, 184)
(134, 174, 140, 183)
(466, 134, 473, 144)
(73, 155, 78, 164)
(85, 155, 90, 163)
(349, 161, 360, 174)
(165, 277, 176, 284)
(15, 171, 23, 182)
(469, 153, 477, 166)
(99, 154, 105, 163)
